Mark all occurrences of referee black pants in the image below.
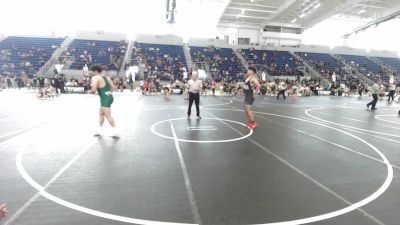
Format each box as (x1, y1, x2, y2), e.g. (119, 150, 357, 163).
(388, 90, 395, 101)
(277, 90, 286, 100)
(188, 92, 200, 116)
(367, 94, 378, 109)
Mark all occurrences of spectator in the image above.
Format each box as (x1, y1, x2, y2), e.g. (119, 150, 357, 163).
(277, 80, 287, 100)
(211, 80, 216, 96)
(6, 76, 12, 88)
(388, 83, 396, 101)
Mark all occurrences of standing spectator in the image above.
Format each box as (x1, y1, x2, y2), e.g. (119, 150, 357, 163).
(38, 75, 45, 88)
(52, 75, 61, 95)
(1, 76, 6, 89)
(211, 80, 216, 96)
(358, 83, 365, 96)
(6, 76, 12, 89)
(15, 76, 22, 89)
(219, 81, 224, 96)
(277, 80, 287, 100)
(118, 78, 124, 92)
(139, 80, 144, 93)
(388, 83, 395, 102)
(128, 73, 134, 92)
(367, 81, 380, 110)
(183, 80, 189, 99)
(59, 75, 66, 93)
(396, 82, 400, 99)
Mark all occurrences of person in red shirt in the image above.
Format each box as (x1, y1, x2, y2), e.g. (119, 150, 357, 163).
(211, 80, 216, 96)
(143, 80, 150, 95)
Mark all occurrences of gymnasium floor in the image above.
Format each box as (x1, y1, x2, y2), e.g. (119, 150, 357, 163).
(0, 89, 400, 225)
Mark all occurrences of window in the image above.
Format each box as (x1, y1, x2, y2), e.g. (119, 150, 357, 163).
(238, 38, 250, 45)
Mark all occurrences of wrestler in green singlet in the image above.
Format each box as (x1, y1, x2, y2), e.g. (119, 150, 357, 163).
(97, 76, 113, 108)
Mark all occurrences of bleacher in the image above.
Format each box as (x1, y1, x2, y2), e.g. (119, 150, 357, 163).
(190, 46, 245, 81)
(338, 54, 389, 82)
(132, 43, 187, 80)
(0, 36, 64, 76)
(241, 49, 302, 76)
(63, 39, 127, 70)
(339, 54, 381, 74)
(295, 52, 348, 79)
(377, 57, 400, 72)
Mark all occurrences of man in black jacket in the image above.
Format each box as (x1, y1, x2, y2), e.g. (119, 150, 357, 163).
(59, 74, 66, 93)
(52, 75, 61, 95)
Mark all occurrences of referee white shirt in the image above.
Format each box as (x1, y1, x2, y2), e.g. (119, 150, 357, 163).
(371, 83, 380, 95)
(188, 79, 202, 93)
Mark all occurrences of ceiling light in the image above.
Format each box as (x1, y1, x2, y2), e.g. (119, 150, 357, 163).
(236, 14, 239, 18)
(250, 0, 255, 2)
(241, 9, 245, 14)
(291, 18, 297, 23)
(314, 3, 320, 8)
(299, 13, 306, 18)
(357, 9, 365, 14)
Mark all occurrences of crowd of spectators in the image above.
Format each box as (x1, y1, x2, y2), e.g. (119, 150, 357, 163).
(1, 46, 58, 75)
(191, 45, 246, 81)
(61, 40, 127, 70)
(0, 36, 63, 76)
(132, 42, 186, 81)
(297, 52, 395, 85)
(241, 48, 303, 76)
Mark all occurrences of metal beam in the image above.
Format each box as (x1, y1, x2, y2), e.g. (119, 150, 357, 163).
(357, 4, 389, 9)
(262, 0, 298, 25)
(219, 19, 264, 25)
(217, 24, 262, 30)
(343, 9, 400, 38)
(227, 6, 277, 13)
(223, 14, 272, 19)
(230, 1, 279, 9)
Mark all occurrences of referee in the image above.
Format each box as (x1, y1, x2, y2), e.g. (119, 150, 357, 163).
(187, 71, 202, 119)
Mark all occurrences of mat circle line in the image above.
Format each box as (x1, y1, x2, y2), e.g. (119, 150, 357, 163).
(306, 107, 400, 138)
(16, 108, 393, 225)
(151, 117, 253, 143)
(375, 115, 400, 125)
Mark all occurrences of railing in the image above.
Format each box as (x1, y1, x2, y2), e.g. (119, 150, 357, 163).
(36, 37, 72, 76)
(289, 51, 330, 84)
(182, 43, 193, 70)
(333, 54, 374, 86)
(118, 40, 133, 77)
(369, 56, 397, 75)
(233, 49, 249, 68)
